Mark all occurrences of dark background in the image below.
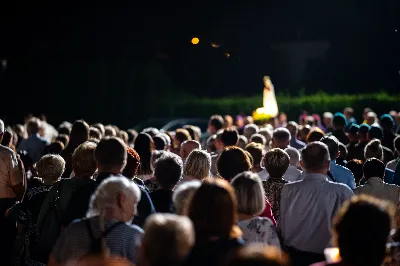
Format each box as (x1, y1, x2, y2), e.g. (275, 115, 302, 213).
(0, 2, 399, 127)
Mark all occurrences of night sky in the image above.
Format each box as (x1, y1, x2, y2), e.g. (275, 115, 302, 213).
(1, 2, 399, 126)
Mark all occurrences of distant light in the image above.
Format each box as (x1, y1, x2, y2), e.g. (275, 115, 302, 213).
(191, 37, 200, 45)
(211, 43, 220, 48)
(225, 53, 230, 58)
(395, 29, 398, 33)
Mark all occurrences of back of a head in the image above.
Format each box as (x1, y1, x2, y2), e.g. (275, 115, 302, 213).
(346, 159, 363, 183)
(332, 112, 347, 129)
(338, 142, 348, 159)
(221, 128, 239, 146)
(104, 125, 117, 137)
(320, 135, 339, 160)
(363, 158, 385, 180)
(154, 153, 183, 189)
(301, 142, 330, 172)
(333, 195, 394, 266)
(95, 137, 127, 171)
(134, 133, 154, 156)
(263, 148, 290, 178)
(272, 128, 291, 148)
(35, 154, 65, 181)
(245, 143, 263, 166)
(92, 123, 105, 137)
(244, 124, 259, 139)
(368, 125, 383, 140)
(358, 123, 371, 138)
(173, 180, 202, 215)
(286, 121, 298, 136)
(217, 146, 252, 181)
(380, 114, 394, 131)
(72, 141, 97, 178)
(69, 120, 90, 147)
(143, 127, 159, 138)
(46, 141, 65, 155)
(122, 147, 141, 178)
(153, 135, 167, 150)
(209, 115, 224, 133)
(237, 135, 248, 149)
(184, 149, 211, 180)
(175, 128, 192, 144)
(183, 125, 200, 141)
(258, 128, 272, 144)
(306, 128, 325, 144)
(127, 129, 138, 144)
(141, 214, 194, 266)
(348, 124, 359, 137)
(26, 117, 41, 135)
(364, 139, 383, 161)
(226, 244, 289, 266)
(250, 134, 267, 146)
(284, 147, 300, 166)
(89, 127, 102, 140)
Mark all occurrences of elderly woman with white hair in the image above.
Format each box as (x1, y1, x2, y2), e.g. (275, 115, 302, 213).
(49, 177, 143, 266)
(284, 147, 303, 182)
(181, 149, 211, 183)
(173, 180, 202, 215)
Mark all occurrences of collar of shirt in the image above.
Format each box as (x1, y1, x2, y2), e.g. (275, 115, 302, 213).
(302, 173, 328, 181)
(366, 176, 383, 184)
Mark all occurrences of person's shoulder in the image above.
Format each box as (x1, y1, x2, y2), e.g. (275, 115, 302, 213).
(0, 144, 14, 155)
(125, 223, 144, 235)
(334, 163, 353, 174)
(330, 181, 354, 194)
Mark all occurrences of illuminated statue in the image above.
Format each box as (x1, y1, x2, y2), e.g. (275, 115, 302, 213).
(262, 76, 279, 117)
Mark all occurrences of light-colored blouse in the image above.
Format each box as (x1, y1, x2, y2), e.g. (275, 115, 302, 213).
(237, 217, 280, 247)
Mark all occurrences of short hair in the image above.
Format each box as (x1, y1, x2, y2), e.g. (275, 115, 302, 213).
(380, 114, 394, 130)
(263, 148, 290, 178)
(206, 134, 217, 152)
(346, 159, 364, 184)
(301, 142, 330, 171)
(122, 147, 141, 178)
(72, 141, 97, 178)
(323, 112, 333, 119)
(153, 135, 167, 150)
(143, 127, 159, 138)
(183, 125, 200, 141)
(118, 130, 129, 144)
(306, 128, 325, 143)
(338, 142, 348, 159)
(363, 158, 385, 179)
(221, 128, 239, 146)
(173, 180, 202, 215)
(231, 172, 266, 216)
(244, 124, 259, 139)
(348, 124, 360, 135)
(175, 129, 192, 144)
(368, 125, 384, 140)
(26, 117, 41, 135)
(226, 244, 290, 266)
(183, 149, 211, 180)
(217, 146, 252, 181)
(45, 141, 64, 155)
(159, 133, 171, 146)
(332, 112, 347, 128)
(250, 134, 266, 146)
(127, 129, 138, 143)
(237, 135, 248, 150)
(56, 134, 69, 147)
(286, 121, 299, 135)
(35, 154, 65, 181)
(320, 135, 339, 160)
(364, 139, 383, 160)
(245, 143, 263, 166)
(333, 195, 394, 266)
(272, 128, 291, 142)
(258, 128, 272, 144)
(89, 127, 102, 140)
(92, 123, 105, 137)
(95, 137, 127, 169)
(394, 136, 400, 152)
(151, 150, 169, 169)
(209, 115, 224, 131)
(358, 123, 371, 137)
(187, 178, 240, 244)
(285, 147, 300, 166)
(141, 214, 195, 266)
(154, 154, 183, 189)
(104, 125, 117, 137)
(0, 119, 4, 133)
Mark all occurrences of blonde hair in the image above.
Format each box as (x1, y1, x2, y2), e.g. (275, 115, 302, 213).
(183, 149, 211, 180)
(230, 171, 266, 216)
(35, 154, 65, 181)
(72, 141, 97, 178)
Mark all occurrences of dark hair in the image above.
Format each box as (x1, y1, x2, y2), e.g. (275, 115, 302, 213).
(95, 137, 127, 169)
(206, 134, 217, 153)
(175, 129, 192, 144)
(306, 128, 325, 144)
(104, 125, 117, 137)
(338, 142, 348, 160)
(91, 123, 105, 137)
(183, 125, 200, 141)
(217, 146, 252, 181)
(221, 128, 239, 146)
(245, 143, 263, 166)
(346, 159, 363, 184)
(127, 129, 138, 144)
(89, 127, 101, 140)
(363, 158, 385, 179)
(263, 148, 290, 178)
(187, 178, 240, 244)
(154, 154, 183, 189)
(56, 134, 69, 147)
(380, 114, 394, 130)
(272, 128, 291, 142)
(368, 125, 383, 140)
(1, 128, 13, 147)
(250, 134, 266, 146)
(58, 125, 71, 136)
(134, 133, 155, 175)
(286, 121, 299, 135)
(394, 136, 400, 152)
(358, 124, 371, 137)
(320, 135, 339, 160)
(67, 120, 90, 150)
(348, 124, 360, 135)
(143, 127, 159, 138)
(45, 141, 65, 155)
(332, 112, 347, 128)
(153, 135, 167, 150)
(118, 130, 128, 144)
(209, 115, 224, 131)
(333, 195, 393, 266)
(122, 147, 141, 178)
(301, 142, 330, 171)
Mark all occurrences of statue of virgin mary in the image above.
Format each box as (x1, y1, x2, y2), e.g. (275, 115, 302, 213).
(262, 76, 279, 117)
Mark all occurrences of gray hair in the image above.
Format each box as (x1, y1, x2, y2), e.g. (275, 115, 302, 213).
(172, 180, 202, 215)
(285, 147, 301, 166)
(301, 142, 330, 171)
(323, 112, 333, 119)
(0, 119, 4, 133)
(230, 171, 266, 216)
(244, 124, 259, 139)
(183, 149, 211, 180)
(272, 128, 292, 142)
(35, 154, 65, 181)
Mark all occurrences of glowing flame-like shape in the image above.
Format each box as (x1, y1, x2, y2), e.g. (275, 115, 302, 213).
(211, 43, 220, 48)
(191, 37, 200, 45)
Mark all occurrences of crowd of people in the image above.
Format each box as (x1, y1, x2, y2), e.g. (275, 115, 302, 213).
(0, 106, 400, 266)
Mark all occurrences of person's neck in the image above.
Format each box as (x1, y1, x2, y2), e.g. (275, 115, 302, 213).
(304, 170, 327, 175)
(269, 175, 283, 180)
(97, 167, 121, 175)
(238, 213, 255, 221)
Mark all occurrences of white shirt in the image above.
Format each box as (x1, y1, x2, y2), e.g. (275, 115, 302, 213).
(387, 159, 399, 171)
(258, 169, 269, 181)
(238, 217, 280, 247)
(0, 145, 23, 198)
(284, 165, 303, 182)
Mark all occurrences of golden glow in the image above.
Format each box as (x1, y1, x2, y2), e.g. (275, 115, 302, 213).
(211, 43, 220, 48)
(191, 37, 200, 45)
(225, 53, 230, 58)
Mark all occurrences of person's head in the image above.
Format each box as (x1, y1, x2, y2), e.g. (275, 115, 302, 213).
(174, 129, 192, 149)
(183, 125, 200, 141)
(134, 133, 155, 175)
(368, 125, 384, 141)
(338, 143, 348, 162)
(380, 114, 394, 131)
(217, 146, 252, 181)
(104, 125, 117, 137)
(92, 123, 105, 137)
(214, 130, 224, 150)
(286, 121, 299, 137)
(173, 180, 202, 215)
(363, 158, 385, 180)
(284, 147, 301, 167)
(68, 120, 90, 148)
(140, 214, 195, 266)
(206, 134, 217, 153)
(154, 153, 183, 189)
(363, 108, 373, 120)
(298, 125, 311, 142)
(358, 124, 371, 142)
(258, 128, 272, 146)
(364, 139, 383, 161)
(26, 117, 41, 136)
(332, 195, 394, 266)
(224, 115, 234, 128)
(89, 127, 102, 140)
(183, 149, 211, 180)
(300, 142, 330, 174)
(366, 111, 378, 125)
(230, 172, 266, 216)
(118, 130, 129, 144)
(346, 159, 363, 185)
(187, 178, 241, 244)
(245, 143, 263, 168)
(95, 137, 127, 174)
(153, 135, 167, 151)
(348, 124, 359, 142)
(46, 141, 65, 155)
(143, 127, 159, 138)
(71, 141, 97, 178)
(244, 124, 259, 140)
(323, 112, 334, 127)
(127, 129, 138, 145)
(394, 136, 400, 153)
(1, 128, 13, 147)
(306, 128, 325, 144)
(271, 128, 291, 149)
(226, 244, 290, 266)
(180, 140, 201, 161)
(0, 119, 5, 142)
(263, 148, 290, 178)
(237, 135, 248, 150)
(343, 107, 354, 120)
(332, 112, 347, 131)
(150, 150, 169, 169)
(87, 176, 141, 223)
(208, 115, 224, 135)
(56, 134, 69, 147)
(35, 154, 65, 183)
(250, 134, 266, 146)
(122, 147, 141, 179)
(320, 135, 340, 160)
(221, 128, 239, 147)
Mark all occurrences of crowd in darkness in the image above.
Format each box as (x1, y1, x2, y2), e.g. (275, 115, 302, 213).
(1, 106, 400, 266)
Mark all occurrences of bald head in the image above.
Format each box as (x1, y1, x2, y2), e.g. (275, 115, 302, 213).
(301, 142, 330, 174)
(180, 140, 201, 161)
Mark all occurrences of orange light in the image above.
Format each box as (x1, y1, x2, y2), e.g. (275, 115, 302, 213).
(225, 53, 230, 58)
(191, 37, 200, 45)
(211, 43, 220, 48)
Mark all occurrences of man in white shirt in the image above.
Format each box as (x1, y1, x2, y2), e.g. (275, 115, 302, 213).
(280, 142, 354, 265)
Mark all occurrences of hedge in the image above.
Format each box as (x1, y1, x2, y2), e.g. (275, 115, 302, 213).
(162, 92, 400, 119)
